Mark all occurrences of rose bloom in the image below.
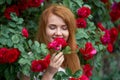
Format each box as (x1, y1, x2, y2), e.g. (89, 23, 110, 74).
(31, 60, 45, 72)
(69, 77, 76, 80)
(77, 6, 91, 18)
(80, 42, 97, 60)
(22, 27, 29, 38)
(0, 48, 8, 64)
(109, 2, 120, 22)
(107, 43, 113, 53)
(31, 54, 50, 72)
(83, 64, 93, 77)
(4, 5, 19, 19)
(79, 74, 89, 80)
(109, 27, 118, 44)
(109, 9, 120, 22)
(31, 59, 50, 72)
(100, 0, 108, 4)
(97, 22, 106, 31)
(28, 0, 44, 7)
(17, 0, 29, 11)
(5, 48, 20, 63)
(48, 38, 67, 51)
(44, 54, 50, 64)
(76, 18, 87, 28)
(100, 30, 111, 45)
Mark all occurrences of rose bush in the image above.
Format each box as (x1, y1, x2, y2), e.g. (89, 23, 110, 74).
(0, 0, 120, 80)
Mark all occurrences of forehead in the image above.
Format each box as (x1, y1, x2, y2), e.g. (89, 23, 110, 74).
(47, 14, 66, 25)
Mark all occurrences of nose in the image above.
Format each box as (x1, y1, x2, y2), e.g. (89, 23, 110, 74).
(55, 28, 62, 36)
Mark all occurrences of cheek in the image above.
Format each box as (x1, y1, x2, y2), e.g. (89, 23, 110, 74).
(46, 29, 54, 41)
(64, 31, 69, 40)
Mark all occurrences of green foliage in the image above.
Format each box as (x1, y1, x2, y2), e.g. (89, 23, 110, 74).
(0, 0, 120, 80)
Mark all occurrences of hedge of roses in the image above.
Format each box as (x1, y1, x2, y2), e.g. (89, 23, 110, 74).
(0, 0, 120, 80)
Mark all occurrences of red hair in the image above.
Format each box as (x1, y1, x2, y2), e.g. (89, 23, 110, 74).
(36, 4, 82, 73)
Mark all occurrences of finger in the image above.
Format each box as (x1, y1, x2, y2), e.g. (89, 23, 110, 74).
(55, 55, 64, 66)
(51, 52, 57, 60)
(53, 52, 63, 62)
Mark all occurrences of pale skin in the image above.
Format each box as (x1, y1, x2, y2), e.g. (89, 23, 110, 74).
(22, 13, 69, 80)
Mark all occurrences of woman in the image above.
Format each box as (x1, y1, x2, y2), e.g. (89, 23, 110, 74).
(22, 4, 82, 80)
(36, 4, 82, 80)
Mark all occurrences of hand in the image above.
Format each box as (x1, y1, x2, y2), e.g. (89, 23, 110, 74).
(47, 52, 64, 75)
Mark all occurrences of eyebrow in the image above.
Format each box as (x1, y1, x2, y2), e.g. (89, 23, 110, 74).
(49, 24, 67, 26)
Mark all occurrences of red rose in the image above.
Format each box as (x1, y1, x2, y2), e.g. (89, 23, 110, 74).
(80, 42, 97, 60)
(109, 27, 118, 44)
(78, 74, 89, 80)
(76, 18, 87, 28)
(83, 64, 93, 77)
(17, 0, 29, 11)
(69, 77, 76, 80)
(107, 43, 113, 53)
(109, 2, 120, 22)
(109, 10, 120, 22)
(100, 0, 108, 4)
(97, 22, 106, 31)
(22, 27, 29, 38)
(44, 54, 50, 64)
(48, 38, 67, 51)
(0, 48, 8, 63)
(77, 6, 91, 18)
(28, 0, 43, 7)
(31, 54, 50, 72)
(4, 5, 19, 19)
(100, 30, 111, 45)
(5, 48, 20, 63)
(31, 60, 44, 72)
(31, 60, 49, 72)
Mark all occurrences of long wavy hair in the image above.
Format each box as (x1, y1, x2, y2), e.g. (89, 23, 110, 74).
(36, 4, 82, 73)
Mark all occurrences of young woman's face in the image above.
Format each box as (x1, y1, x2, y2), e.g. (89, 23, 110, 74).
(46, 14, 69, 42)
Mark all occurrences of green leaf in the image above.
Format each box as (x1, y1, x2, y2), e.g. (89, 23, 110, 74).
(72, 0, 83, 7)
(34, 41, 40, 47)
(10, 13, 18, 22)
(0, 0, 5, 5)
(12, 35, 20, 43)
(16, 18, 24, 24)
(22, 64, 30, 76)
(76, 29, 89, 39)
(62, 46, 71, 54)
(6, 0, 12, 4)
(92, 0, 103, 7)
(28, 40, 33, 47)
(9, 28, 16, 33)
(63, 0, 70, 8)
(40, 43, 49, 55)
(18, 58, 31, 65)
(14, 44, 25, 52)
(8, 21, 16, 27)
(65, 68, 72, 76)
(0, 37, 7, 45)
(72, 69, 82, 78)
(7, 39, 13, 47)
(41, 43, 47, 49)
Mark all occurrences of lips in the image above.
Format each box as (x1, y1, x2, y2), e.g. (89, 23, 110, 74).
(52, 36, 64, 40)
